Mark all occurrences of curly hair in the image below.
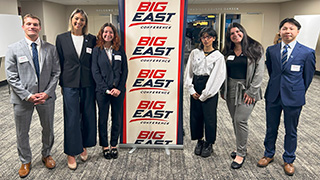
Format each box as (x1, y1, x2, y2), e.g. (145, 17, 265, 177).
(96, 23, 120, 51)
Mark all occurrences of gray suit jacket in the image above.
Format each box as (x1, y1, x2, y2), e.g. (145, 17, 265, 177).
(5, 38, 60, 104)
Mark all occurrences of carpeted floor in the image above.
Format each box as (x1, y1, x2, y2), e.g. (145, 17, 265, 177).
(0, 71, 319, 179)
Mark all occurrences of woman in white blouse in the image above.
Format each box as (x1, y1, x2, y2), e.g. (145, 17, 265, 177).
(185, 27, 226, 158)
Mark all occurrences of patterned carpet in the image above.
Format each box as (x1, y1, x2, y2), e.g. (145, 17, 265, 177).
(0, 71, 319, 179)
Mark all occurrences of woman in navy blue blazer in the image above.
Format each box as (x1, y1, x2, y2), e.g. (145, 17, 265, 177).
(92, 23, 128, 159)
(56, 8, 97, 170)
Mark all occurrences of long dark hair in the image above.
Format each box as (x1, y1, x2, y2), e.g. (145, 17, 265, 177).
(96, 22, 120, 51)
(222, 22, 263, 63)
(198, 27, 218, 50)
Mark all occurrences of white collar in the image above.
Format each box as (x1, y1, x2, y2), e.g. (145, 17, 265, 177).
(281, 40, 296, 49)
(104, 46, 113, 51)
(25, 37, 40, 47)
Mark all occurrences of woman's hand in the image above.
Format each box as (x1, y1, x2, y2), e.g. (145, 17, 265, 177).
(110, 88, 121, 97)
(244, 93, 255, 105)
(192, 92, 200, 100)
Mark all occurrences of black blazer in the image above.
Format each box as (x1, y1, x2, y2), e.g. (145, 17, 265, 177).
(56, 31, 96, 88)
(91, 45, 128, 93)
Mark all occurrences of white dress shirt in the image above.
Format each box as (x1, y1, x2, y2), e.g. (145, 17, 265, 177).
(25, 37, 42, 71)
(281, 40, 297, 62)
(104, 46, 113, 64)
(184, 48, 226, 102)
(25, 37, 41, 101)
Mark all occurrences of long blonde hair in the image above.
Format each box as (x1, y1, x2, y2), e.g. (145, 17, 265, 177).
(68, 8, 88, 35)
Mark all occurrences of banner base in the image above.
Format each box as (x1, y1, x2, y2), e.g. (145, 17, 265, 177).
(119, 144, 183, 150)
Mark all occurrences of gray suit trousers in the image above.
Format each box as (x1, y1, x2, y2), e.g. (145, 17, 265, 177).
(226, 78, 254, 157)
(14, 101, 55, 164)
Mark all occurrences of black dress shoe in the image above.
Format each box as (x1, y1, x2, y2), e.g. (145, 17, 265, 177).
(110, 148, 118, 159)
(194, 139, 204, 156)
(231, 156, 246, 169)
(103, 149, 112, 159)
(201, 141, 213, 158)
(230, 151, 236, 159)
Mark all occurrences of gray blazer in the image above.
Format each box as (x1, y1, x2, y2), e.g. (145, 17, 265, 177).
(221, 53, 265, 101)
(5, 38, 60, 104)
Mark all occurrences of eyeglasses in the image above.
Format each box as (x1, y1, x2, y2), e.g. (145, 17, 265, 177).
(200, 36, 213, 40)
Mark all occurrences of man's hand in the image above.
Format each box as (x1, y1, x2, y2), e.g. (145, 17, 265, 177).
(27, 94, 39, 103)
(28, 92, 49, 105)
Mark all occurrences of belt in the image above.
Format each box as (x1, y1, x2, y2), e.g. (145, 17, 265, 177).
(235, 81, 246, 105)
(228, 78, 246, 105)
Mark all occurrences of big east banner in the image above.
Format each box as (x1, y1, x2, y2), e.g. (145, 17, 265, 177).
(118, 0, 187, 148)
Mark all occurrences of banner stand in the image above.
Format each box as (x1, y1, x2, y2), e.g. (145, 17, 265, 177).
(119, 144, 183, 150)
(123, 145, 181, 155)
(119, 0, 187, 150)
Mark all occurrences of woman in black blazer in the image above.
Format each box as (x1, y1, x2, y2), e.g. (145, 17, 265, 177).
(56, 8, 96, 170)
(92, 23, 128, 159)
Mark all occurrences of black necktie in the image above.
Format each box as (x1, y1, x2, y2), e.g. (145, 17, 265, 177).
(31, 43, 40, 78)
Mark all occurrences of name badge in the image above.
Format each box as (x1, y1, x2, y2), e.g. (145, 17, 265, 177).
(18, 56, 28, 63)
(86, 47, 92, 54)
(114, 55, 121, 61)
(227, 55, 235, 61)
(291, 65, 300, 72)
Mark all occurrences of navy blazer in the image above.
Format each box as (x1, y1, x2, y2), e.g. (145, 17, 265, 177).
(91, 45, 128, 93)
(56, 32, 96, 88)
(265, 42, 316, 106)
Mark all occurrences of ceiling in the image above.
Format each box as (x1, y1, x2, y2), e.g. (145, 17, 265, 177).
(19, 0, 294, 5)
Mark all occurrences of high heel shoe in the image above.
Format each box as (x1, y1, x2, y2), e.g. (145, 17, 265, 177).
(67, 156, 77, 170)
(110, 148, 118, 159)
(80, 148, 88, 162)
(103, 148, 112, 159)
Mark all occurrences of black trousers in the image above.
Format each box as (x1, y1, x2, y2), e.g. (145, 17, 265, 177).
(63, 86, 97, 156)
(190, 76, 218, 144)
(96, 91, 125, 147)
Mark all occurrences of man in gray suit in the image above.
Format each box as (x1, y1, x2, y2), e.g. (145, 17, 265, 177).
(5, 14, 60, 178)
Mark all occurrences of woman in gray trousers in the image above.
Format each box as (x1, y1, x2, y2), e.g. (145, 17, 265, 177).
(221, 22, 264, 169)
